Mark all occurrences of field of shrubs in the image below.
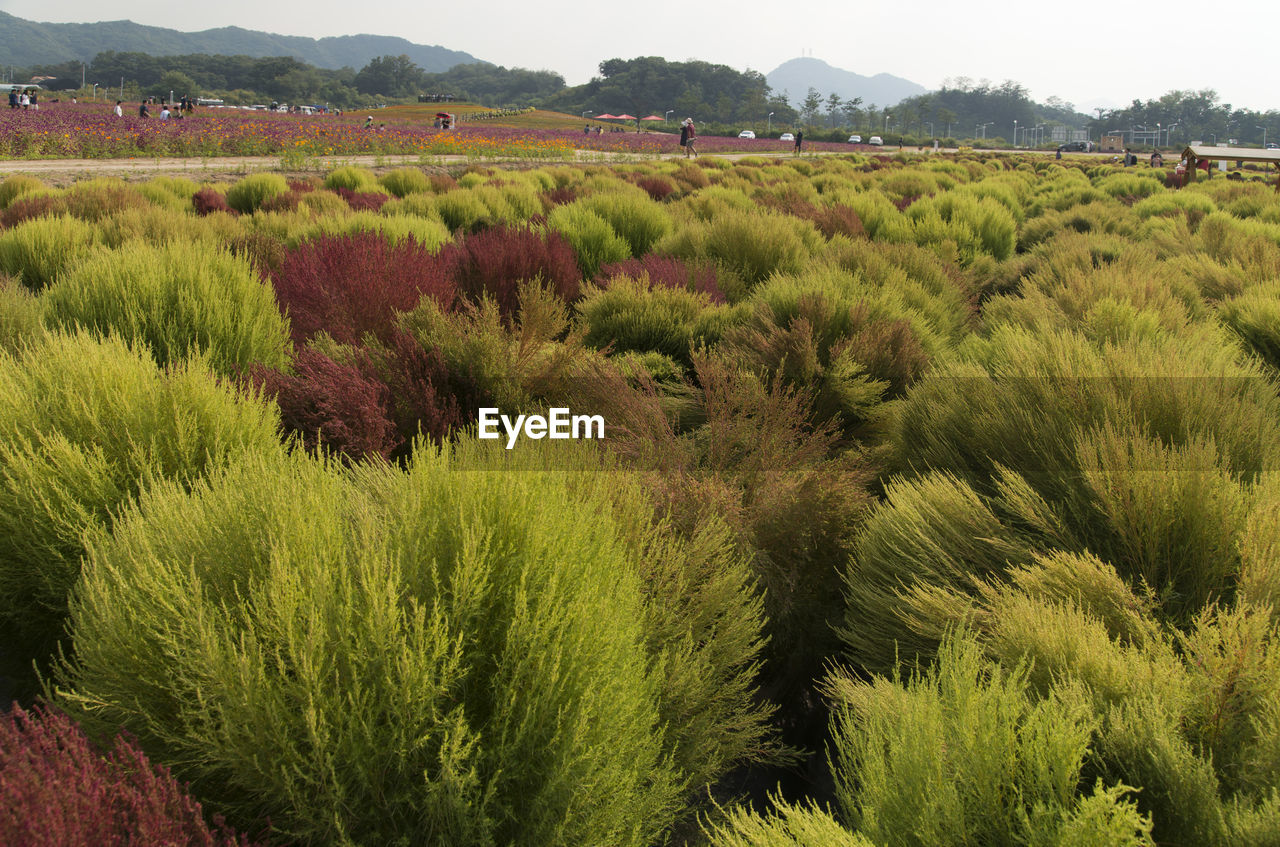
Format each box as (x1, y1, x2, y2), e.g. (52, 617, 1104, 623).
(2, 150, 1280, 846)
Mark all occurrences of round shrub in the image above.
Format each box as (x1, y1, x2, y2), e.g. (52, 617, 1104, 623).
(547, 201, 631, 278)
(0, 331, 281, 689)
(323, 165, 381, 193)
(271, 230, 457, 346)
(43, 241, 291, 374)
(378, 167, 432, 198)
(0, 174, 47, 209)
(0, 215, 101, 291)
(225, 173, 290, 214)
(59, 448, 684, 846)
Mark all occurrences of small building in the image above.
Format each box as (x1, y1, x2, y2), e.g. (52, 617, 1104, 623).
(1100, 133, 1125, 153)
(1180, 145, 1280, 190)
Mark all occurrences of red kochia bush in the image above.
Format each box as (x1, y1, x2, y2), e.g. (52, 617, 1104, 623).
(333, 187, 390, 212)
(192, 188, 235, 217)
(0, 703, 256, 847)
(438, 225, 582, 317)
(250, 346, 399, 461)
(271, 231, 457, 346)
(598, 255, 727, 303)
(0, 195, 63, 228)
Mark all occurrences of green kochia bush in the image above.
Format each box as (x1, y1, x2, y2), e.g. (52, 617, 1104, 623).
(42, 241, 291, 375)
(0, 215, 101, 291)
(712, 636, 1154, 847)
(59, 444, 775, 846)
(0, 331, 281, 690)
(225, 173, 290, 214)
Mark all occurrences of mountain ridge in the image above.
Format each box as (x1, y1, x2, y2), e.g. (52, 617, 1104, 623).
(0, 12, 482, 73)
(766, 57, 926, 108)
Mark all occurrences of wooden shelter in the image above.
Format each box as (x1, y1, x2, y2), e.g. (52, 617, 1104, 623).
(1181, 145, 1280, 189)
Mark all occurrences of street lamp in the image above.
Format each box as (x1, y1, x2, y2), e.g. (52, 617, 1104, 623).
(980, 122, 992, 139)
(1259, 125, 1268, 148)
(768, 111, 774, 133)
(665, 109, 674, 123)
(1013, 119, 1018, 148)
(91, 83, 99, 100)
(884, 112, 890, 133)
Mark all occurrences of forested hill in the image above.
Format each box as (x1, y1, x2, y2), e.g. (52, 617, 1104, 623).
(0, 12, 482, 72)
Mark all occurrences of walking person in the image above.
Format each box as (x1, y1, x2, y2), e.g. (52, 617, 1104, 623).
(794, 130, 803, 155)
(680, 118, 698, 158)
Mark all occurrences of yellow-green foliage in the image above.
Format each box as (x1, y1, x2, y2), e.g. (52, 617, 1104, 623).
(577, 276, 729, 364)
(435, 188, 493, 232)
(578, 187, 673, 256)
(378, 166, 431, 197)
(0, 215, 101, 291)
(58, 443, 773, 846)
(0, 331, 280, 689)
(225, 172, 290, 214)
(324, 165, 382, 193)
(298, 209, 451, 251)
(906, 191, 1018, 262)
(43, 241, 291, 374)
(0, 174, 47, 208)
(547, 201, 631, 277)
(0, 275, 44, 352)
(822, 635, 1154, 847)
(658, 208, 822, 294)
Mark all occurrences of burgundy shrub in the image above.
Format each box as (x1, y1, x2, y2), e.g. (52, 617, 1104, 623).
(333, 187, 390, 212)
(0, 194, 64, 228)
(893, 193, 921, 211)
(539, 185, 578, 209)
(428, 174, 458, 194)
(258, 190, 302, 214)
(634, 175, 677, 202)
(250, 346, 399, 461)
(270, 231, 457, 346)
(381, 330, 479, 454)
(438, 225, 582, 316)
(192, 188, 235, 217)
(810, 203, 867, 240)
(0, 703, 257, 847)
(597, 254, 727, 303)
(287, 179, 318, 194)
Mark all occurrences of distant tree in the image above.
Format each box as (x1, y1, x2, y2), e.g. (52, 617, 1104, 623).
(354, 54, 425, 97)
(801, 87, 823, 127)
(826, 92, 843, 128)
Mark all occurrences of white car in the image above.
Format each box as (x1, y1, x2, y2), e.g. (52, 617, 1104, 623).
(868, 136, 883, 146)
(779, 132, 795, 141)
(848, 134, 862, 143)
(738, 130, 756, 139)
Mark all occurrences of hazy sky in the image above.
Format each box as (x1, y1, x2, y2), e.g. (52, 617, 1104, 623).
(10, 0, 1278, 113)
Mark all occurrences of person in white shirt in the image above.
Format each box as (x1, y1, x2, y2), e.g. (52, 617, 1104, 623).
(160, 106, 170, 120)
(113, 100, 123, 117)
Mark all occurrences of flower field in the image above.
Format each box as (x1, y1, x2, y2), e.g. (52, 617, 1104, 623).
(0, 101, 857, 160)
(4, 150, 1280, 846)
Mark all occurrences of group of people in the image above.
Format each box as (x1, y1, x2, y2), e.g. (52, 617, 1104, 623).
(6, 89, 38, 110)
(132, 97, 196, 120)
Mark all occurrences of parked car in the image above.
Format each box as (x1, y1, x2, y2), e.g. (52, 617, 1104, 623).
(868, 136, 883, 146)
(1268, 142, 1279, 149)
(1057, 141, 1093, 152)
(848, 134, 862, 143)
(779, 132, 795, 141)
(738, 130, 756, 139)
